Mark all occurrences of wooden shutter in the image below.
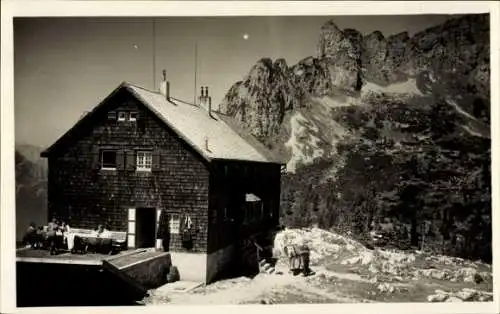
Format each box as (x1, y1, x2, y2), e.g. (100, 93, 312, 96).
(116, 150, 125, 170)
(127, 208, 136, 248)
(107, 111, 117, 120)
(152, 150, 160, 171)
(92, 147, 101, 169)
(126, 150, 136, 171)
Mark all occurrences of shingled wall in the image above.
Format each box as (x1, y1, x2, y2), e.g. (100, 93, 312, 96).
(46, 89, 210, 253)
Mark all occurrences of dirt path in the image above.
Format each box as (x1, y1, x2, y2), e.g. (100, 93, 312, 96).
(146, 264, 376, 305)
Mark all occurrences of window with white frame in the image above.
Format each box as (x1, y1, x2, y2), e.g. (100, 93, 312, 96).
(129, 112, 138, 121)
(118, 111, 127, 121)
(136, 151, 153, 171)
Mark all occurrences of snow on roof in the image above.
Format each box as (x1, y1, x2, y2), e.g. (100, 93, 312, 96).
(125, 83, 283, 164)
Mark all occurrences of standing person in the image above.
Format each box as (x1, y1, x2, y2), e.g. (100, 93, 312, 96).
(285, 245, 301, 276)
(298, 243, 313, 277)
(46, 218, 59, 255)
(60, 221, 70, 250)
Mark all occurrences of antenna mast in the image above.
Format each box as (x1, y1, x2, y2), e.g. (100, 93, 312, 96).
(194, 41, 198, 105)
(152, 18, 156, 91)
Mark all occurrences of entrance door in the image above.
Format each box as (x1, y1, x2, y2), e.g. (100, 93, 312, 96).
(135, 207, 156, 248)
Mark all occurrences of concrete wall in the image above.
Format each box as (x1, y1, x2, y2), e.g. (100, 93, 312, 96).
(16, 261, 144, 307)
(169, 252, 207, 282)
(206, 244, 235, 283)
(120, 252, 171, 289)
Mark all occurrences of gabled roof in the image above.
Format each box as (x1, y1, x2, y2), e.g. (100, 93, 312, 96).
(42, 82, 285, 165)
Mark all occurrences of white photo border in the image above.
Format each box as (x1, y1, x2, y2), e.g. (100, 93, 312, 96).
(1, 1, 499, 314)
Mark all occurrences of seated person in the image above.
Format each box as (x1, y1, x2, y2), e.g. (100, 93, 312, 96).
(87, 225, 113, 254)
(35, 226, 46, 248)
(22, 223, 37, 248)
(92, 224, 112, 238)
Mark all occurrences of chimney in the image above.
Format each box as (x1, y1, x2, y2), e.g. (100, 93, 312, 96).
(208, 94, 212, 117)
(198, 86, 213, 117)
(160, 69, 170, 100)
(206, 87, 212, 117)
(204, 136, 209, 151)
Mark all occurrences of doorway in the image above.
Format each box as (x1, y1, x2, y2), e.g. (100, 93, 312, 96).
(135, 207, 156, 248)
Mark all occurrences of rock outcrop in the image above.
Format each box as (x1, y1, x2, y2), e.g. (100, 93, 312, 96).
(219, 58, 301, 139)
(219, 14, 490, 169)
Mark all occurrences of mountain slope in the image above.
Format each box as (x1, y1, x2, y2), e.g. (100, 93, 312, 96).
(219, 14, 491, 263)
(15, 145, 47, 241)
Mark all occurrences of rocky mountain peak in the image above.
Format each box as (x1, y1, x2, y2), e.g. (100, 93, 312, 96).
(247, 58, 273, 82)
(273, 58, 289, 73)
(220, 14, 490, 169)
(366, 30, 385, 41)
(317, 19, 344, 58)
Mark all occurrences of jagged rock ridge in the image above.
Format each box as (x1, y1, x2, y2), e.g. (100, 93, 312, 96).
(219, 14, 490, 171)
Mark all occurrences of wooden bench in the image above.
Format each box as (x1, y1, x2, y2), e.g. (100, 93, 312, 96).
(69, 229, 128, 254)
(70, 228, 94, 236)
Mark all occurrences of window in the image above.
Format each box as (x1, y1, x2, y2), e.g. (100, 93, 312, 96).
(169, 214, 180, 234)
(243, 193, 263, 224)
(137, 151, 153, 171)
(129, 112, 138, 121)
(101, 150, 117, 169)
(118, 111, 127, 121)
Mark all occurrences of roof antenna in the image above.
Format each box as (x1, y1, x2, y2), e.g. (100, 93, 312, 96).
(194, 41, 198, 105)
(152, 18, 156, 91)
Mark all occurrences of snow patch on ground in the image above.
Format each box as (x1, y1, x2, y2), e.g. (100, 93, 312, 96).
(446, 98, 477, 121)
(362, 78, 423, 96)
(310, 95, 358, 109)
(446, 98, 490, 139)
(461, 125, 484, 137)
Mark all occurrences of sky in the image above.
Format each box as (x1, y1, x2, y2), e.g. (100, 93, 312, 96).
(14, 15, 458, 148)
